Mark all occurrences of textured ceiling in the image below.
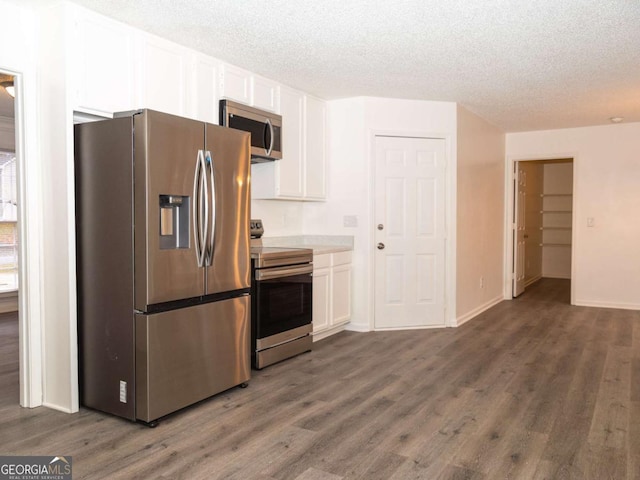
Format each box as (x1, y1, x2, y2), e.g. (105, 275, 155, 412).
(12, 0, 640, 131)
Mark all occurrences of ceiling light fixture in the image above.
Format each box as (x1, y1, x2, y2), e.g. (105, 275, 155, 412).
(609, 116, 623, 123)
(0, 81, 15, 98)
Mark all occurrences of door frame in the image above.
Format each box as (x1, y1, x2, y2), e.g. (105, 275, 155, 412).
(0, 67, 43, 408)
(503, 154, 578, 304)
(368, 130, 456, 329)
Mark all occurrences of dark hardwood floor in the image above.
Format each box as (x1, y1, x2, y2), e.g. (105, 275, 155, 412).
(1, 278, 639, 479)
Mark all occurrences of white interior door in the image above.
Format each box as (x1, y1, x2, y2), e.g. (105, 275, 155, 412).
(513, 164, 526, 297)
(374, 135, 446, 329)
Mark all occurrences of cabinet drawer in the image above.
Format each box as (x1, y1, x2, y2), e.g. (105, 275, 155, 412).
(313, 254, 331, 269)
(331, 250, 352, 267)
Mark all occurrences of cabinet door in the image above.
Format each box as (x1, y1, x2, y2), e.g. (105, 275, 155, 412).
(304, 95, 327, 199)
(191, 55, 219, 124)
(219, 63, 251, 105)
(252, 75, 279, 112)
(138, 35, 189, 116)
(276, 86, 304, 197)
(312, 266, 331, 333)
(332, 264, 352, 325)
(72, 10, 135, 114)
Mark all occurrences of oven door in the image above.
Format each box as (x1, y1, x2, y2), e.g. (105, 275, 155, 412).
(254, 264, 312, 339)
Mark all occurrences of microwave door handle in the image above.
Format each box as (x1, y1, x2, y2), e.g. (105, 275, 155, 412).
(265, 118, 274, 156)
(204, 150, 216, 266)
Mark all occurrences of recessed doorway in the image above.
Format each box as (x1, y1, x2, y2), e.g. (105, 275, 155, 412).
(511, 158, 574, 301)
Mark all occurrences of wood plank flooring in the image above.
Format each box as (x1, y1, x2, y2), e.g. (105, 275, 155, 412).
(1, 278, 639, 479)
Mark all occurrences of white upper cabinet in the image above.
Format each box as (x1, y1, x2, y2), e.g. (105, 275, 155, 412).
(277, 86, 304, 196)
(304, 95, 327, 200)
(191, 55, 219, 124)
(252, 75, 279, 112)
(219, 64, 280, 113)
(252, 86, 304, 199)
(219, 64, 251, 105)
(137, 35, 189, 117)
(71, 8, 136, 115)
(251, 91, 327, 201)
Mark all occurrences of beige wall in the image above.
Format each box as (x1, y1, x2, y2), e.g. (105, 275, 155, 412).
(507, 123, 640, 309)
(0, 116, 15, 150)
(456, 105, 505, 324)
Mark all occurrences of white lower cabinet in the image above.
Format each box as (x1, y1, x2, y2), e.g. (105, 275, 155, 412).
(312, 251, 352, 340)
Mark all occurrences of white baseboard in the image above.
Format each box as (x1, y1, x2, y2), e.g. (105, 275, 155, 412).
(574, 299, 640, 311)
(455, 295, 504, 327)
(42, 402, 75, 414)
(313, 321, 350, 341)
(344, 322, 370, 333)
(525, 275, 542, 287)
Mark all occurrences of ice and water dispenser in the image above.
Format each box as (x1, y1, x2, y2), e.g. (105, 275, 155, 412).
(159, 195, 190, 249)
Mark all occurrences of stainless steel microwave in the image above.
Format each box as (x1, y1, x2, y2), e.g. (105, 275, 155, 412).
(220, 100, 282, 163)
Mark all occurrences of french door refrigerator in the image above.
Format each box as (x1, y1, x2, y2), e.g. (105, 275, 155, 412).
(75, 109, 251, 424)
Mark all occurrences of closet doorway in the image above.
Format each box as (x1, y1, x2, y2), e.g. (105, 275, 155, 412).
(512, 158, 574, 300)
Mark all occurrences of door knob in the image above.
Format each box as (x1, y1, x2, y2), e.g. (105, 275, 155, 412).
(377, 224, 384, 230)
(377, 243, 385, 250)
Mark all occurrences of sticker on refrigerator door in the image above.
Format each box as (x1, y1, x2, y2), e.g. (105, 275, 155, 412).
(119, 381, 127, 403)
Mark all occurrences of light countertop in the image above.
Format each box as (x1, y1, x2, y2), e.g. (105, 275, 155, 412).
(257, 235, 353, 255)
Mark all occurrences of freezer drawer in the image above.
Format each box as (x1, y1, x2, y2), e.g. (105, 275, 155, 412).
(135, 295, 250, 422)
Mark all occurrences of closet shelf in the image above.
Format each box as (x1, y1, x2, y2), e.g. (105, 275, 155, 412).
(540, 226, 571, 230)
(540, 193, 572, 197)
(540, 243, 572, 247)
(540, 210, 572, 213)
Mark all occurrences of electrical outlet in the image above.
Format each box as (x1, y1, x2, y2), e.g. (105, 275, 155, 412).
(480, 276, 485, 289)
(587, 217, 595, 227)
(343, 215, 358, 227)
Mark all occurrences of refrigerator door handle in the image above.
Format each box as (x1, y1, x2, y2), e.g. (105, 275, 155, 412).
(204, 150, 216, 266)
(192, 149, 208, 267)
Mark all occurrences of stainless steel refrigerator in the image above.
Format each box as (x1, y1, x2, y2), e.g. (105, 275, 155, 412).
(75, 109, 251, 424)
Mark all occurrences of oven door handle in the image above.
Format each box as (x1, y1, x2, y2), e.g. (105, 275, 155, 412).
(255, 264, 313, 281)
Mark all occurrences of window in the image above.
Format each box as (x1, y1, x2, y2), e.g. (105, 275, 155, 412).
(0, 151, 17, 292)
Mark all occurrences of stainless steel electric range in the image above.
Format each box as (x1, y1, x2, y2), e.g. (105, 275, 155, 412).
(250, 220, 313, 369)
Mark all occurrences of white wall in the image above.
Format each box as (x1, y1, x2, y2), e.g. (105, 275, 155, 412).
(456, 106, 505, 325)
(36, 3, 79, 413)
(304, 97, 457, 330)
(506, 123, 640, 309)
(250, 199, 304, 236)
(0, 0, 45, 408)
